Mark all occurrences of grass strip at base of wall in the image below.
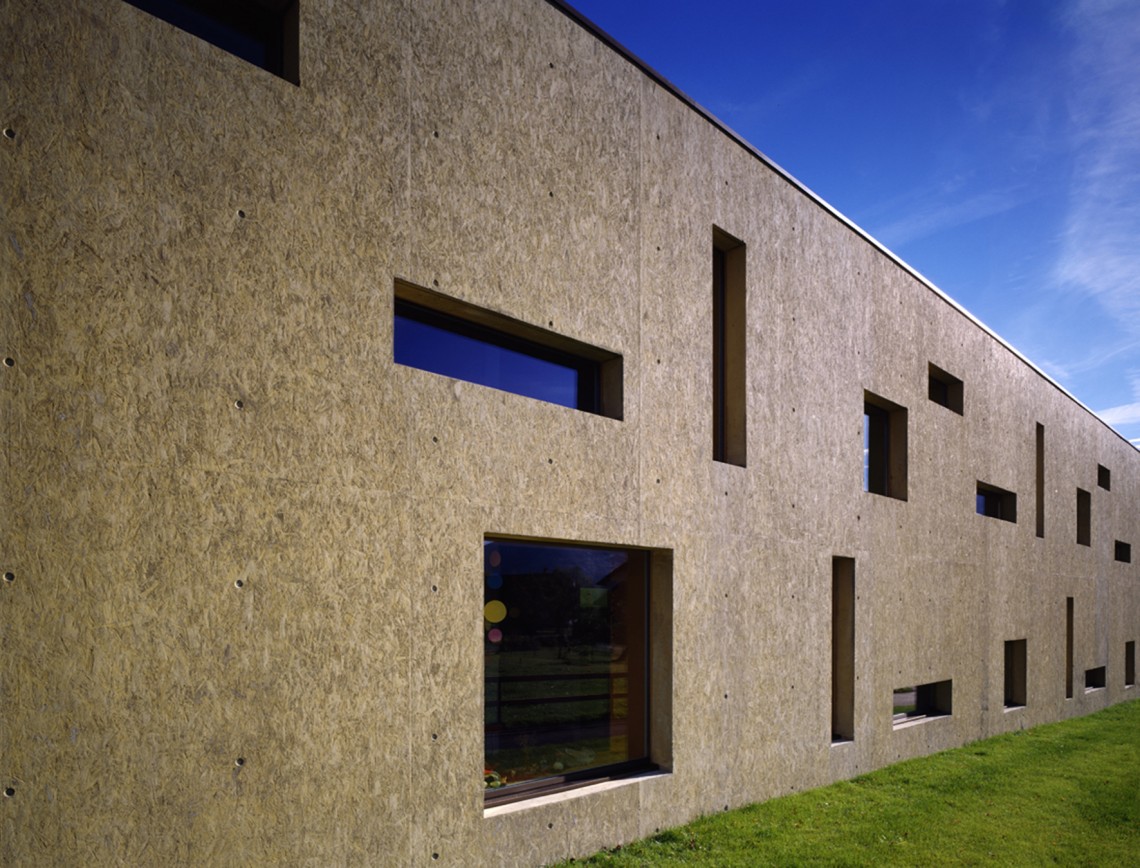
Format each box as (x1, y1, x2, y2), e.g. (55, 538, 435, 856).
(561, 700, 1140, 866)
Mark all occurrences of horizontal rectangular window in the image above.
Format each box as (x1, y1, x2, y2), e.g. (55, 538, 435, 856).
(123, 0, 299, 84)
(394, 281, 622, 419)
(928, 363, 963, 415)
(892, 680, 952, 728)
(1084, 666, 1106, 691)
(977, 482, 1017, 523)
(483, 536, 671, 804)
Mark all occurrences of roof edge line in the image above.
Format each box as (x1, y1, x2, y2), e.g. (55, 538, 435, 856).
(544, 0, 1133, 449)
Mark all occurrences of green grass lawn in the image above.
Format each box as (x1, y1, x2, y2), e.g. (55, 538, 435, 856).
(561, 700, 1140, 866)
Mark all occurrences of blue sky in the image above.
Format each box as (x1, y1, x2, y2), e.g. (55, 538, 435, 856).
(567, 0, 1140, 447)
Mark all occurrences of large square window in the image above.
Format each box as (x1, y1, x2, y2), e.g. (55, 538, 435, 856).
(483, 537, 670, 803)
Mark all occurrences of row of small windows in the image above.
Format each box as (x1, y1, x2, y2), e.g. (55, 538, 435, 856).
(863, 391, 1130, 560)
(837, 569, 1136, 742)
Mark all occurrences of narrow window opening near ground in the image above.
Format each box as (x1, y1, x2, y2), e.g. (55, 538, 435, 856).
(831, 557, 855, 743)
(892, 680, 952, 729)
(1126, 642, 1136, 688)
(1004, 639, 1027, 709)
(1084, 666, 1106, 691)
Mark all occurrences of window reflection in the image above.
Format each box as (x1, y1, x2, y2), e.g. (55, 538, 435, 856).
(483, 539, 648, 794)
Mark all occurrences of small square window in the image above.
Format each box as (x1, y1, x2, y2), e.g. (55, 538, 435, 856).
(1097, 464, 1111, 491)
(1115, 541, 1131, 563)
(977, 482, 1017, 523)
(928, 363, 963, 415)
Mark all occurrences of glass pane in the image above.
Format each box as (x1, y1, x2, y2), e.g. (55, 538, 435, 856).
(395, 312, 580, 409)
(484, 540, 647, 792)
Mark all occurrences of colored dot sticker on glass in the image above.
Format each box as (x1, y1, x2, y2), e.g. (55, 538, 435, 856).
(483, 600, 507, 623)
(487, 628, 503, 643)
(489, 550, 502, 568)
(486, 572, 503, 590)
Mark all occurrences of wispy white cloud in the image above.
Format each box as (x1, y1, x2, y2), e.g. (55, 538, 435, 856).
(871, 186, 1028, 248)
(1053, 0, 1140, 335)
(1095, 369, 1140, 426)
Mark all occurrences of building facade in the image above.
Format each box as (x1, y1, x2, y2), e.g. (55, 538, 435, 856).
(2, 1, 1137, 864)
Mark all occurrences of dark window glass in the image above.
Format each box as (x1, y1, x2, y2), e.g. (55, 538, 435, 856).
(483, 539, 649, 799)
(123, 0, 299, 84)
(395, 300, 599, 412)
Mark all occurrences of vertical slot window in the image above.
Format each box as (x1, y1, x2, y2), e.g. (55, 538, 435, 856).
(712, 228, 746, 466)
(831, 557, 855, 743)
(863, 391, 907, 500)
(1076, 488, 1091, 546)
(123, 0, 300, 84)
(927, 363, 963, 414)
(1065, 597, 1074, 699)
(1126, 642, 1135, 688)
(1003, 639, 1027, 709)
(394, 281, 622, 419)
(1035, 424, 1045, 538)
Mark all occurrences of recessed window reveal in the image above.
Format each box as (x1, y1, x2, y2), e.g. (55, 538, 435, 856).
(394, 281, 622, 418)
(483, 537, 664, 803)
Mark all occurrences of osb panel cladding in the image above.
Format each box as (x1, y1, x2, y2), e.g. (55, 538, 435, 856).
(3, 0, 1139, 865)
